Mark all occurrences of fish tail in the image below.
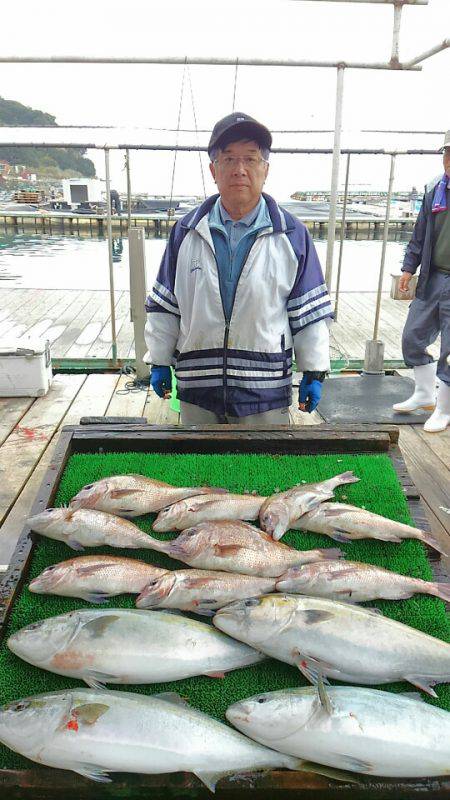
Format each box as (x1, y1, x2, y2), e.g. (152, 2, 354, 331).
(141, 534, 172, 553)
(322, 548, 344, 560)
(331, 471, 360, 488)
(428, 582, 450, 602)
(419, 530, 448, 556)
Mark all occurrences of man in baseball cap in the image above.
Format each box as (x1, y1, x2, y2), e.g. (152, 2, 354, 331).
(145, 112, 332, 425)
(394, 129, 450, 432)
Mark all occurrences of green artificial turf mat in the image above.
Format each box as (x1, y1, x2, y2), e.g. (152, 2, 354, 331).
(0, 451, 449, 772)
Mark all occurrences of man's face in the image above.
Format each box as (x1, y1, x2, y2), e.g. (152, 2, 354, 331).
(444, 147, 450, 177)
(209, 140, 269, 210)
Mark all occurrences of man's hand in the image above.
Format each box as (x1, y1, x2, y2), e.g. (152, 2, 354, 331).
(299, 372, 325, 413)
(150, 365, 172, 399)
(399, 272, 413, 294)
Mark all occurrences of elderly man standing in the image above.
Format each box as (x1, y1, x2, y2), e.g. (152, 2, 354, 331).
(145, 112, 332, 425)
(393, 130, 450, 432)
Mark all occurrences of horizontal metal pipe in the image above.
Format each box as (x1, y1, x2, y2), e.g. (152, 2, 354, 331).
(290, 0, 428, 4)
(0, 140, 441, 155)
(0, 55, 421, 70)
(404, 38, 450, 66)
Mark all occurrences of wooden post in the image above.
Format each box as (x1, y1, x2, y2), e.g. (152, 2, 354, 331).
(128, 227, 149, 380)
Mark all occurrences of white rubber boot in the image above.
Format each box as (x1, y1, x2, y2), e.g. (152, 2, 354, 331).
(393, 362, 437, 413)
(423, 379, 450, 433)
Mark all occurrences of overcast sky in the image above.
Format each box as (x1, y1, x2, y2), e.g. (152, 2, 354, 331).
(1, 0, 449, 197)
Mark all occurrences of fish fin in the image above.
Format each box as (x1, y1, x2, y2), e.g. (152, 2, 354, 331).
(83, 670, 117, 690)
(420, 531, 448, 556)
(429, 582, 450, 602)
(405, 675, 439, 697)
(63, 508, 75, 521)
(292, 650, 331, 685)
(188, 499, 219, 513)
(213, 544, 244, 557)
(109, 488, 144, 498)
(329, 529, 353, 543)
(365, 607, 384, 616)
(303, 610, 335, 624)
(75, 564, 108, 577)
(185, 576, 214, 588)
(200, 486, 229, 495)
(299, 761, 361, 784)
(153, 692, 191, 708)
(195, 599, 217, 616)
(326, 568, 358, 581)
(194, 770, 229, 792)
(379, 535, 404, 543)
(317, 674, 333, 716)
(80, 592, 110, 605)
(74, 703, 110, 725)
(82, 615, 120, 637)
(71, 763, 112, 783)
(67, 538, 84, 551)
(204, 671, 226, 679)
(332, 754, 373, 774)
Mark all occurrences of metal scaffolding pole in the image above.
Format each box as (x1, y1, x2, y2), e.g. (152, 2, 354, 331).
(325, 65, 345, 288)
(373, 154, 396, 341)
(404, 38, 450, 67)
(104, 148, 118, 363)
(391, 1, 403, 64)
(363, 153, 396, 373)
(126, 148, 132, 231)
(0, 55, 422, 70)
(334, 153, 351, 321)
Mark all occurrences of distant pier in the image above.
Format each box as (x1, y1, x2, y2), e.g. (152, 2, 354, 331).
(0, 210, 416, 237)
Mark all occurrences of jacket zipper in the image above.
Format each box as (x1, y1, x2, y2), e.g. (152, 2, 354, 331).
(203, 229, 271, 416)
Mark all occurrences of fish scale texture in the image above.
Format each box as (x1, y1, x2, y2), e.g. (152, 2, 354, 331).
(0, 451, 449, 771)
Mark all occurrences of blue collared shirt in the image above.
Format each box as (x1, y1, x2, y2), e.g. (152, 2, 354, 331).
(208, 196, 271, 319)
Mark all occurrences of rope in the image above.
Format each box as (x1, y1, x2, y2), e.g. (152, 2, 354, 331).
(168, 58, 187, 219)
(186, 64, 206, 199)
(232, 58, 239, 111)
(115, 365, 150, 394)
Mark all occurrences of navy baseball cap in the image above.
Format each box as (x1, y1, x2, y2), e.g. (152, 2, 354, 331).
(208, 112, 272, 157)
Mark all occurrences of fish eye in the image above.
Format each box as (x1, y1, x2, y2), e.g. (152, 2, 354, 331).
(9, 700, 30, 713)
(256, 697, 267, 704)
(244, 598, 259, 607)
(27, 621, 43, 631)
(83, 484, 93, 491)
(45, 565, 56, 572)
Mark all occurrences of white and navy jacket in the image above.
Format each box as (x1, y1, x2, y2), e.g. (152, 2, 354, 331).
(145, 193, 333, 417)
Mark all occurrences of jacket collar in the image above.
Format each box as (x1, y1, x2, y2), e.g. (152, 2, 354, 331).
(181, 192, 293, 234)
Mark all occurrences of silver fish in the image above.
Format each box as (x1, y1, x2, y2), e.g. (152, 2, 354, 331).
(276, 559, 450, 603)
(259, 472, 360, 541)
(136, 569, 276, 615)
(227, 685, 450, 778)
(213, 594, 450, 696)
(29, 555, 167, 604)
(145, 520, 342, 578)
(292, 502, 448, 555)
(70, 474, 225, 517)
(27, 507, 159, 551)
(0, 688, 303, 790)
(153, 493, 266, 532)
(8, 608, 265, 686)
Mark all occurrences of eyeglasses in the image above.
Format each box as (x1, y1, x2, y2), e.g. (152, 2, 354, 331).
(214, 156, 267, 170)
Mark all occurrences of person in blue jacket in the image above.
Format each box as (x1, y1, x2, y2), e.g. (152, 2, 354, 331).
(393, 130, 450, 433)
(145, 112, 333, 425)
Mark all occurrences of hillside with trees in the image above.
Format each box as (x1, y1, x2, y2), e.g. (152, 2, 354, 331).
(0, 97, 96, 178)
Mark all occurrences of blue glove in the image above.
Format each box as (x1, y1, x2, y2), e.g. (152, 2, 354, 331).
(299, 373, 324, 413)
(150, 365, 172, 398)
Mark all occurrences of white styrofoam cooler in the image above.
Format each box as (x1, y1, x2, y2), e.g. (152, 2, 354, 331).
(0, 339, 53, 397)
